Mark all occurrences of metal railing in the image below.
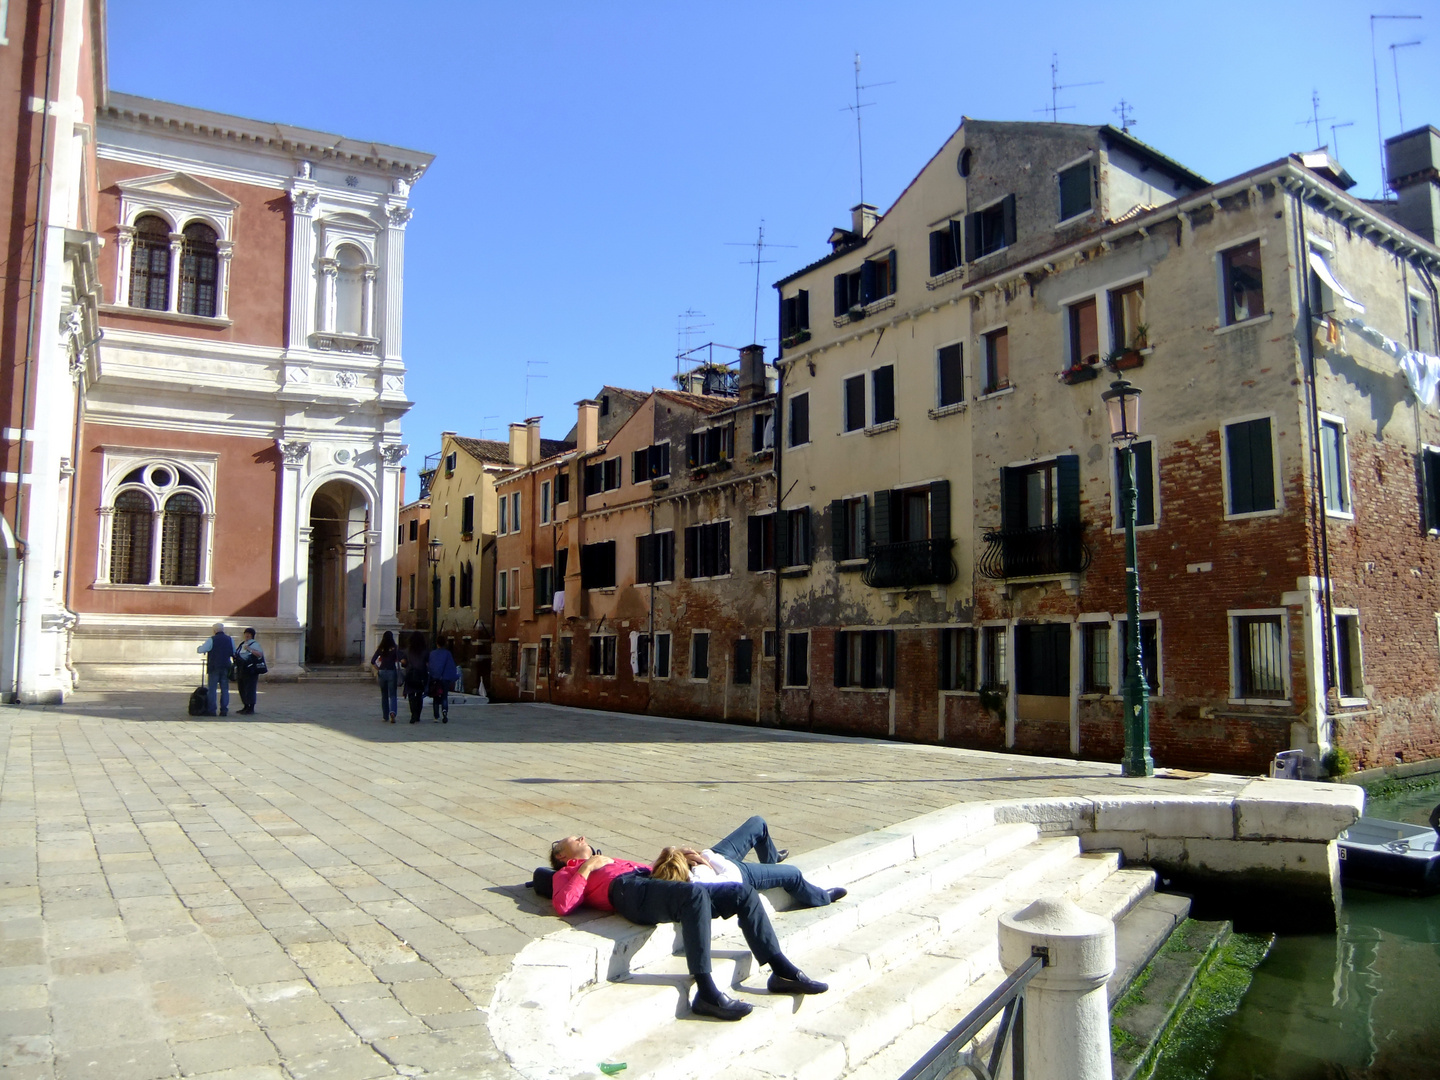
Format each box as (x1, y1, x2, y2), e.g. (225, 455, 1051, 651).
(862, 539, 959, 590)
(977, 524, 1091, 580)
(898, 951, 1047, 1080)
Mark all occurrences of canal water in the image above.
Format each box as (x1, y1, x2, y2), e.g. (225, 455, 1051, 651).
(1157, 781, 1440, 1080)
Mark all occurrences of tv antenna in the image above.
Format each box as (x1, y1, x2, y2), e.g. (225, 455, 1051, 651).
(677, 309, 713, 359)
(726, 222, 795, 344)
(1390, 39, 1422, 131)
(1330, 120, 1355, 161)
(524, 360, 547, 414)
(1112, 99, 1137, 134)
(477, 414, 500, 439)
(1297, 90, 1335, 149)
(840, 53, 893, 210)
(1036, 54, 1100, 122)
(1370, 13, 1422, 196)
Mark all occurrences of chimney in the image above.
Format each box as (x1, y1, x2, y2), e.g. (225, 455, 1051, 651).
(739, 344, 766, 403)
(508, 423, 531, 467)
(851, 203, 879, 238)
(576, 399, 599, 454)
(526, 416, 542, 464)
(1385, 126, 1440, 244)
(399, 466, 406, 506)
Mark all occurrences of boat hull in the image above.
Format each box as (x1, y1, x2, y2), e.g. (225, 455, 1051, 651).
(1339, 817, 1440, 896)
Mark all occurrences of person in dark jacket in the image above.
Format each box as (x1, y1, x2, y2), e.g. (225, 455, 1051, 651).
(371, 631, 400, 723)
(427, 634, 460, 723)
(197, 623, 236, 717)
(235, 628, 265, 715)
(401, 631, 430, 724)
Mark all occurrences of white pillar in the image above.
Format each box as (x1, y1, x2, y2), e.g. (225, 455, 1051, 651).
(113, 226, 134, 306)
(147, 508, 163, 585)
(95, 507, 114, 584)
(362, 266, 377, 339)
(199, 512, 216, 588)
(287, 185, 318, 348)
(276, 441, 309, 637)
(216, 241, 233, 320)
(381, 202, 411, 360)
(998, 898, 1116, 1080)
(166, 233, 184, 313)
(318, 258, 338, 334)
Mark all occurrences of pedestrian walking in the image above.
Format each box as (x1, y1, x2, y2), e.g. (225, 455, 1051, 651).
(371, 631, 400, 723)
(401, 631, 430, 724)
(427, 634, 460, 723)
(235, 628, 266, 715)
(196, 622, 236, 717)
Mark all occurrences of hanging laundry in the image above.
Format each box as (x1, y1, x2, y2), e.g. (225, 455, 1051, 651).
(1308, 251, 1365, 312)
(1400, 351, 1440, 409)
(628, 631, 639, 675)
(1342, 317, 1404, 359)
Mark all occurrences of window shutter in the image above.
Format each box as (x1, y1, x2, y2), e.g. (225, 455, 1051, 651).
(930, 231, 942, 277)
(800, 508, 812, 564)
(779, 293, 788, 345)
(830, 500, 846, 560)
(950, 219, 965, 266)
(872, 489, 893, 546)
(833, 631, 846, 687)
(1001, 468, 1026, 531)
(632, 450, 643, 485)
(1424, 452, 1439, 532)
(873, 365, 895, 424)
(860, 632, 877, 689)
(775, 510, 789, 568)
(857, 496, 868, 558)
(964, 213, 979, 263)
(718, 521, 731, 576)
(834, 274, 848, 317)
(684, 528, 697, 578)
(929, 479, 951, 540)
(1056, 455, 1081, 526)
(1001, 194, 1017, 247)
(860, 260, 876, 305)
(1249, 420, 1275, 511)
(888, 250, 898, 295)
(798, 289, 809, 329)
(636, 535, 649, 583)
(748, 516, 763, 571)
(687, 433, 701, 468)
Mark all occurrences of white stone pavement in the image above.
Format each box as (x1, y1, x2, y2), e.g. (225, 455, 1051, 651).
(0, 682, 1297, 1080)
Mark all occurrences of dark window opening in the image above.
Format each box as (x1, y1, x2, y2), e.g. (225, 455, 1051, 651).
(1015, 623, 1070, 697)
(1114, 442, 1156, 527)
(982, 626, 1007, 690)
(1081, 623, 1110, 694)
(789, 395, 810, 446)
(654, 633, 672, 677)
(1110, 282, 1146, 352)
(747, 513, 775, 572)
(1117, 617, 1160, 695)
(178, 222, 219, 317)
(129, 215, 172, 311)
(1335, 614, 1363, 698)
(929, 220, 963, 276)
(687, 424, 734, 467)
(872, 365, 895, 425)
(784, 632, 809, 687)
(983, 328, 1009, 395)
(1225, 417, 1275, 515)
(636, 531, 675, 584)
(632, 443, 670, 484)
(937, 343, 964, 408)
(559, 636, 573, 675)
(844, 375, 866, 432)
(1067, 297, 1100, 368)
(781, 290, 810, 344)
(834, 629, 895, 689)
(752, 409, 775, 452)
(831, 496, 868, 561)
(589, 635, 617, 677)
(691, 632, 710, 679)
(580, 540, 617, 589)
(940, 627, 977, 691)
(734, 639, 753, 685)
(966, 194, 1016, 261)
(683, 521, 730, 579)
(1235, 615, 1284, 699)
(1222, 240, 1265, 325)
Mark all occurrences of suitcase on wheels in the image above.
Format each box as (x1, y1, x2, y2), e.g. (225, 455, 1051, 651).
(188, 658, 208, 716)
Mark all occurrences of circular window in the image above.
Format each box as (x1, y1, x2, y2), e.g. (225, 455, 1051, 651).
(957, 148, 972, 177)
(333, 448, 353, 465)
(150, 467, 173, 488)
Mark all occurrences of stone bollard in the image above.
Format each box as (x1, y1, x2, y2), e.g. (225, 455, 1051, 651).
(998, 897, 1116, 1080)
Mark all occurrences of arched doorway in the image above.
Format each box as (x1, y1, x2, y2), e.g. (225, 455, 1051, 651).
(306, 480, 370, 664)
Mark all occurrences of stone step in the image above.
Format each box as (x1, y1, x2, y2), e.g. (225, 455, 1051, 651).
(611, 849, 1130, 1080)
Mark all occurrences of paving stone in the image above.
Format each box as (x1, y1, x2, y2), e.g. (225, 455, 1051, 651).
(54, 1039, 175, 1080)
(170, 1031, 279, 1075)
(389, 979, 474, 1016)
(281, 1044, 395, 1080)
(265, 1021, 360, 1058)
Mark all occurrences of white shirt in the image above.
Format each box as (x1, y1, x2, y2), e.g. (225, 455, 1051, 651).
(687, 850, 743, 885)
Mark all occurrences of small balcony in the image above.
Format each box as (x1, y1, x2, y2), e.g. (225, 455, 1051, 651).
(977, 524, 1091, 580)
(862, 539, 958, 590)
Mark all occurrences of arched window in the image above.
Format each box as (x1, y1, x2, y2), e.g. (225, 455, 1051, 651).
(110, 490, 155, 584)
(335, 245, 365, 335)
(129, 216, 172, 310)
(160, 492, 203, 586)
(178, 222, 219, 318)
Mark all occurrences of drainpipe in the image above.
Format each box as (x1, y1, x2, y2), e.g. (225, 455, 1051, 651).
(11, 0, 62, 702)
(1292, 189, 1336, 745)
(772, 359, 785, 725)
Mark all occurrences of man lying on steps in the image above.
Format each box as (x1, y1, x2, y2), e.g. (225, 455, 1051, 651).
(548, 817, 843, 1021)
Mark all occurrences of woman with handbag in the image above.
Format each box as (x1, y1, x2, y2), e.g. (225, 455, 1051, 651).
(401, 631, 430, 724)
(426, 634, 460, 723)
(371, 631, 400, 723)
(235, 628, 266, 715)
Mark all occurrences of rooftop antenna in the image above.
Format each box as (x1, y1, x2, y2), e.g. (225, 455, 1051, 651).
(1370, 13, 1422, 197)
(1037, 53, 1101, 122)
(1112, 98, 1137, 134)
(840, 53, 893, 209)
(1330, 120, 1355, 161)
(726, 222, 795, 343)
(523, 360, 547, 414)
(1390, 39, 1422, 131)
(477, 414, 500, 439)
(1297, 90, 1335, 149)
(677, 309, 713, 360)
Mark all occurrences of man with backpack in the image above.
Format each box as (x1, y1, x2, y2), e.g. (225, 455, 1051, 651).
(197, 623, 236, 717)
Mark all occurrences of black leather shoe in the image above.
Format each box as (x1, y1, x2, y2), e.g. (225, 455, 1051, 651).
(768, 969, 828, 995)
(691, 992, 752, 1021)
(775, 848, 789, 863)
(827, 887, 848, 903)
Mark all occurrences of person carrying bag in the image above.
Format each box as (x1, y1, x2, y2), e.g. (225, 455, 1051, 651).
(235, 628, 266, 715)
(401, 631, 430, 724)
(427, 634, 460, 724)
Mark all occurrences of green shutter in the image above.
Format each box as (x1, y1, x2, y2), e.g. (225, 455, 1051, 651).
(1056, 455, 1081, 526)
(872, 490, 893, 546)
(929, 480, 951, 540)
(1001, 193, 1017, 247)
(775, 511, 789, 568)
(1249, 420, 1275, 511)
(964, 213, 979, 263)
(950, 219, 965, 266)
(835, 274, 848, 317)
(749, 516, 763, 571)
(718, 521, 731, 575)
(888, 250, 898, 296)
(830, 500, 846, 560)
(1001, 468, 1026, 531)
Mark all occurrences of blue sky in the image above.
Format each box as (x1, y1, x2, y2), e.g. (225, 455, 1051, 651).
(108, 2, 1440, 467)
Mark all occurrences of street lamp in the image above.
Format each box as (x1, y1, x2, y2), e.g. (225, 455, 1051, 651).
(428, 537, 443, 645)
(1101, 377, 1154, 778)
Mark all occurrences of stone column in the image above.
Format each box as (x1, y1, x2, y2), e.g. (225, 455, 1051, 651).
(199, 513, 216, 588)
(216, 241, 234, 320)
(368, 444, 407, 653)
(287, 185, 318, 348)
(381, 202, 411, 360)
(362, 266, 377, 338)
(147, 508, 163, 585)
(276, 440, 310, 664)
(94, 507, 113, 584)
(998, 898, 1115, 1080)
(113, 226, 134, 306)
(318, 258, 338, 334)
(166, 233, 184, 313)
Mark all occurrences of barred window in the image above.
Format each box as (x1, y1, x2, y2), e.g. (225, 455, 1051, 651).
(111, 490, 155, 584)
(1235, 615, 1286, 699)
(129, 216, 172, 311)
(178, 222, 219, 317)
(159, 492, 202, 586)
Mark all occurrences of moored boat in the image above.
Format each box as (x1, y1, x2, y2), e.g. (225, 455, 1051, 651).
(1338, 816, 1440, 896)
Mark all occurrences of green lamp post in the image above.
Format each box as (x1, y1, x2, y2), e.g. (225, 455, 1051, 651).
(428, 537, 443, 646)
(1101, 376, 1154, 778)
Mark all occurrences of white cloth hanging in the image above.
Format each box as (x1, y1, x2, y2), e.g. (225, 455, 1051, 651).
(629, 631, 640, 675)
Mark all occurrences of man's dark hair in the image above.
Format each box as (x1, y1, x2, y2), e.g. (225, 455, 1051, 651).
(549, 841, 566, 872)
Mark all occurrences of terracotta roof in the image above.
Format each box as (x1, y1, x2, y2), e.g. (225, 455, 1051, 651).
(448, 435, 573, 466)
(653, 389, 733, 414)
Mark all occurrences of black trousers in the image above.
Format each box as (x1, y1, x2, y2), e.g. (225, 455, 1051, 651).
(608, 874, 781, 977)
(237, 671, 258, 710)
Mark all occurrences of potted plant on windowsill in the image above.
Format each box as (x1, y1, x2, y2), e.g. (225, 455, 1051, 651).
(782, 329, 811, 349)
(1059, 353, 1100, 385)
(1107, 325, 1149, 371)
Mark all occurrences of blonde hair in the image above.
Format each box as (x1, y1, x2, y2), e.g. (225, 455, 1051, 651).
(649, 846, 691, 883)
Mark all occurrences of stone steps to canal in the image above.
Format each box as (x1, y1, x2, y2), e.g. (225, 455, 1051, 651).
(489, 801, 1191, 1080)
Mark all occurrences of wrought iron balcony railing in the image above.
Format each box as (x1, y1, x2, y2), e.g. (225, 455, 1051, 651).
(977, 524, 1091, 580)
(862, 538, 958, 590)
